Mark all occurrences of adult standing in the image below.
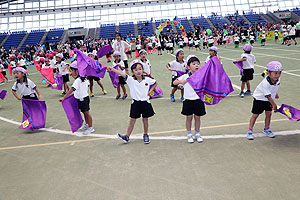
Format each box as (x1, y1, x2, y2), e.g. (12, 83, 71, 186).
(112, 33, 130, 74)
(287, 21, 297, 46)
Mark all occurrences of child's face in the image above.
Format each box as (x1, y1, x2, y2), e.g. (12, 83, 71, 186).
(140, 52, 147, 59)
(268, 71, 282, 83)
(56, 57, 61, 62)
(209, 50, 216, 57)
(188, 61, 200, 74)
(71, 68, 78, 78)
(177, 51, 184, 61)
(14, 71, 24, 80)
(116, 35, 121, 41)
(113, 55, 120, 62)
(132, 64, 143, 77)
(88, 54, 95, 59)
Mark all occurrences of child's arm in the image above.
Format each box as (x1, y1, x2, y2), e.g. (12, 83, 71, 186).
(12, 90, 22, 100)
(234, 57, 247, 63)
(34, 87, 43, 100)
(275, 93, 279, 99)
(63, 64, 70, 73)
(267, 96, 277, 111)
(148, 82, 158, 95)
(59, 88, 74, 102)
(173, 79, 187, 86)
(117, 64, 125, 71)
(166, 64, 173, 71)
(107, 66, 126, 78)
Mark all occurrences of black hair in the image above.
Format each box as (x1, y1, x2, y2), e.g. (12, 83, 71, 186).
(131, 63, 143, 71)
(244, 51, 251, 54)
(116, 32, 122, 38)
(187, 57, 200, 66)
(70, 67, 86, 82)
(16, 74, 28, 88)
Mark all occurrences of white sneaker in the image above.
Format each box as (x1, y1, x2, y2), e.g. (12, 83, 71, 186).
(80, 124, 89, 131)
(195, 133, 203, 143)
(187, 134, 194, 143)
(83, 127, 95, 135)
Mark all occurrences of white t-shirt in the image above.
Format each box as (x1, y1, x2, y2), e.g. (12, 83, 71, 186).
(42, 64, 51, 69)
(178, 74, 199, 100)
(72, 77, 89, 100)
(205, 56, 211, 63)
(12, 78, 36, 96)
(112, 41, 130, 61)
(168, 60, 186, 76)
(50, 59, 56, 68)
(140, 59, 151, 75)
(136, 44, 141, 50)
(18, 59, 26, 67)
(125, 75, 156, 102)
(57, 61, 68, 75)
(288, 25, 296, 36)
(234, 36, 240, 42)
(113, 60, 125, 76)
(253, 77, 280, 101)
(250, 35, 255, 41)
(241, 53, 256, 69)
(261, 34, 266, 39)
(208, 38, 214, 44)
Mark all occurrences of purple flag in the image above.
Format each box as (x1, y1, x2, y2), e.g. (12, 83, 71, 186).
(51, 74, 63, 90)
(62, 94, 83, 133)
(75, 48, 106, 78)
(187, 56, 234, 105)
(149, 86, 163, 98)
(276, 104, 300, 121)
(97, 45, 113, 58)
(174, 70, 186, 90)
(233, 61, 244, 76)
(109, 65, 119, 88)
(19, 99, 47, 130)
(0, 90, 7, 100)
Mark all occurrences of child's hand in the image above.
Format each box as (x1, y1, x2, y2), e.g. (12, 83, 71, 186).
(58, 97, 64, 102)
(17, 96, 22, 101)
(168, 68, 173, 72)
(272, 103, 277, 111)
(107, 67, 113, 72)
(38, 95, 43, 100)
(275, 93, 279, 99)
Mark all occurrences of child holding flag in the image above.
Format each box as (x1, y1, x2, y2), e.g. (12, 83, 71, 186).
(108, 60, 157, 144)
(173, 55, 206, 143)
(247, 61, 283, 140)
(139, 49, 151, 77)
(113, 51, 127, 100)
(205, 46, 220, 63)
(12, 67, 43, 100)
(55, 53, 70, 95)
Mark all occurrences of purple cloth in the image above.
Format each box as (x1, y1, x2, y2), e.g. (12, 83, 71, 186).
(0, 90, 7, 100)
(109, 66, 119, 88)
(187, 56, 234, 105)
(51, 74, 63, 90)
(233, 61, 244, 76)
(276, 104, 300, 121)
(149, 86, 163, 98)
(62, 94, 83, 133)
(97, 45, 113, 58)
(174, 70, 186, 90)
(19, 99, 47, 130)
(75, 48, 107, 78)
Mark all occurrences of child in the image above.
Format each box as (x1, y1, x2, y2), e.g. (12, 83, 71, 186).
(234, 44, 256, 98)
(139, 49, 151, 77)
(0, 61, 8, 83)
(188, 37, 194, 50)
(156, 40, 162, 55)
(241, 33, 247, 45)
(261, 31, 266, 46)
(178, 37, 184, 49)
(87, 53, 107, 97)
(59, 61, 95, 135)
(112, 51, 127, 100)
(282, 31, 288, 45)
(194, 37, 200, 51)
(208, 36, 214, 47)
(173, 55, 206, 143)
(108, 60, 157, 144)
(17, 55, 26, 70)
(9, 56, 16, 70)
(205, 46, 220, 63)
(12, 67, 43, 100)
(55, 53, 70, 95)
(234, 34, 240, 48)
(135, 41, 142, 57)
(274, 30, 279, 43)
(247, 61, 283, 140)
(166, 49, 186, 102)
(249, 33, 255, 45)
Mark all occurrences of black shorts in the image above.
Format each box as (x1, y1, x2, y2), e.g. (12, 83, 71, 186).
(234, 41, 239, 45)
(20, 65, 27, 70)
(62, 74, 69, 83)
(166, 47, 170, 50)
(179, 45, 184, 48)
(169, 47, 174, 51)
(275, 36, 278, 40)
(148, 46, 152, 50)
(88, 76, 100, 81)
(189, 44, 193, 47)
(203, 42, 207, 46)
(242, 39, 246, 43)
(126, 50, 132, 55)
(223, 41, 226, 44)
(171, 76, 178, 87)
(250, 40, 254, 44)
(130, 100, 155, 119)
(195, 45, 199, 48)
(123, 60, 128, 69)
(208, 43, 213, 47)
(22, 93, 38, 100)
(251, 98, 272, 114)
(288, 35, 296, 40)
(118, 76, 126, 85)
(1, 71, 6, 76)
(241, 68, 254, 82)
(77, 96, 90, 112)
(261, 39, 266, 43)
(157, 46, 162, 50)
(181, 99, 206, 116)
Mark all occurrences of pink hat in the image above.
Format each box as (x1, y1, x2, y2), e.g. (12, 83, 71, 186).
(17, 55, 22, 58)
(35, 52, 39, 55)
(174, 49, 184, 57)
(45, 58, 50, 62)
(13, 67, 27, 74)
(113, 51, 121, 57)
(70, 61, 78, 69)
(40, 57, 45, 62)
(52, 51, 56, 55)
(208, 46, 218, 52)
(139, 49, 147, 55)
(56, 53, 63, 59)
(267, 61, 283, 71)
(49, 54, 54, 58)
(130, 59, 142, 69)
(243, 44, 253, 52)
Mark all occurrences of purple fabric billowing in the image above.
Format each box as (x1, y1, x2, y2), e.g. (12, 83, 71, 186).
(149, 86, 163, 98)
(174, 70, 186, 90)
(19, 99, 47, 130)
(233, 61, 244, 76)
(97, 45, 113, 58)
(51, 74, 63, 90)
(187, 56, 234, 105)
(75, 48, 107, 78)
(109, 65, 119, 88)
(62, 94, 83, 133)
(276, 104, 300, 121)
(0, 90, 7, 100)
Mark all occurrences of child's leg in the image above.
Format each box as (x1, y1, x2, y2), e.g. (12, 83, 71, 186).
(89, 80, 94, 93)
(83, 111, 93, 128)
(241, 81, 246, 92)
(194, 115, 201, 132)
(117, 84, 121, 95)
(246, 80, 251, 91)
(63, 82, 69, 92)
(264, 111, 272, 130)
(126, 118, 136, 138)
(181, 89, 184, 98)
(171, 87, 177, 95)
(186, 115, 193, 133)
(142, 118, 149, 135)
(96, 80, 105, 91)
(249, 114, 259, 130)
(121, 84, 127, 95)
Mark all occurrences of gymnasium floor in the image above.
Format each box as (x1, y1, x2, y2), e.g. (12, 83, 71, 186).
(0, 42, 300, 200)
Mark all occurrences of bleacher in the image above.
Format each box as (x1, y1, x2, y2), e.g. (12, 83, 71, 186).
(226, 14, 249, 27)
(0, 32, 8, 45)
(44, 28, 64, 43)
(137, 21, 154, 36)
(208, 15, 229, 29)
(176, 18, 193, 33)
(3, 31, 26, 50)
(244, 13, 267, 25)
(99, 23, 116, 39)
(19, 30, 45, 51)
(190, 16, 211, 29)
(118, 22, 135, 37)
(292, 9, 300, 16)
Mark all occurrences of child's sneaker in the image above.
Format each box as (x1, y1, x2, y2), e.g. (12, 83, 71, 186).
(170, 94, 175, 102)
(122, 94, 127, 100)
(143, 135, 150, 144)
(90, 92, 94, 97)
(187, 134, 194, 143)
(102, 90, 107, 95)
(263, 128, 275, 138)
(244, 90, 252, 95)
(116, 94, 121, 100)
(80, 124, 89, 131)
(83, 127, 95, 135)
(118, 133, 130, 144)
(239, 92, 245, 98)
(181, 97, 184, 103)
(61, 91, 66, 96)
(195, 133, 203, 143)
(247, 130, 254, 140)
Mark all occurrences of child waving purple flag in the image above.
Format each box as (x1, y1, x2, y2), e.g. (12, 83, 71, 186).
(51, 74, 63, 90)
(233, 61, 244, 76)
(187, 56, 234, 105)
(276, 104, 300, 121)
(108, 65, 119, 88)
(62, 94, 83, 133)
(19, 99, 47, 130)
(0, 90, 7, 100)
(97, 45, 113, 59)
